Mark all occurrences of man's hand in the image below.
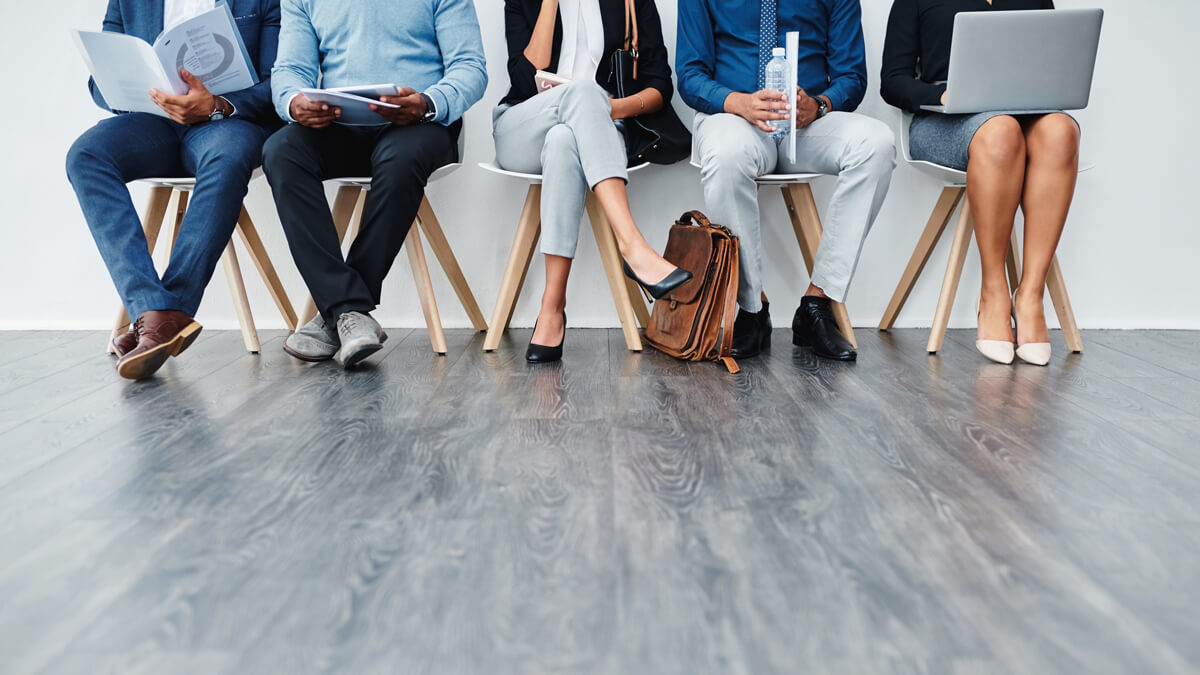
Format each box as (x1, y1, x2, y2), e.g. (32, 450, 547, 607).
(150, 69, 226, 125)
(794, 87, 822, 129)
(290, 93, 340, 128)
(723, 90, 791, 133)
(371, 88, 428, 126)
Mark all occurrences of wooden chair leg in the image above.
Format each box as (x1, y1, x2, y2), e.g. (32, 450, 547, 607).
(1006, 227, 1023, 295)
(221, 240, 260, 353)
(297, 185, 363, 327)
(626, 277, 651, 329)
(236, 206, 298, 331)
(1046, 255, 1083, 353)
(878, 187, 964, 331)
(109, 186, 174, 352)
(586, 194, 643, 352)
(927, 196, 975, 354)
(406, 225, 448, 355)
(483, 185, 542, 352)
(163, 190, 189, 265)
(781, 183, 858, 349)
(415, 196, 488, 331)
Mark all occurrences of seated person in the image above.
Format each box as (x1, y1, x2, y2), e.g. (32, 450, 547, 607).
(881, 0, 1080, 365)
(676, 0, 897, 362)
(497, 0, 692, 364)
(263, 0, 487, 368)
(66, 0, 282, 380)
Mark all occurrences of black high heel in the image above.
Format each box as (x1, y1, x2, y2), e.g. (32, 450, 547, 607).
(621, 260, 693, 301)
(526, 311, 566, 363)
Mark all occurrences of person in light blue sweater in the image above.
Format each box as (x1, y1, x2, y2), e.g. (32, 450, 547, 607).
(262, 0, 487, 368)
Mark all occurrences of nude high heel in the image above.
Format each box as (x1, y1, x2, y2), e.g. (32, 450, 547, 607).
(975, 294, 1015, 365)
(1012, 287, 1052, 366)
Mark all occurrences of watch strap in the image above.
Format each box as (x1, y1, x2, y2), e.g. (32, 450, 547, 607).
(419, 93, 437, 123)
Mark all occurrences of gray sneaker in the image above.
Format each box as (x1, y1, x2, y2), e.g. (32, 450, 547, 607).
(284, 315, 340, 362)
(334, 312, 387, 368)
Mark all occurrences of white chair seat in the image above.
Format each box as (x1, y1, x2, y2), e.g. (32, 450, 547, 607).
(478, 161, 650, 185)
(139, 168, 266, 190)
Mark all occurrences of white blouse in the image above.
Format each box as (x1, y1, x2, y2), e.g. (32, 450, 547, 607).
(556, 0, 605, 82)
(164, 0, 215, 30)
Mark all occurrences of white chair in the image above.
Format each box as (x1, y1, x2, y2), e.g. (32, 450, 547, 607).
(294, 134, 488, 355)
(877, 111, 1089, 354)
(479, 162, 653, 353)
(107, 170, 298, 354)
(688, 162, 859, 348)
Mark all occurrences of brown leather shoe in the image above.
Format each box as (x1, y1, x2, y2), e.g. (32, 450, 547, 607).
(116, 310, 203, 380)
(111, 326, 139, 357)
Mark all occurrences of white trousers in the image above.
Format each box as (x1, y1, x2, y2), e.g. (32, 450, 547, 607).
(693, 112, 896, 310)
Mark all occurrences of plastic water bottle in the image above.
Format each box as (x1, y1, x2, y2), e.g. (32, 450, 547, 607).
(764, 48, 789, 138)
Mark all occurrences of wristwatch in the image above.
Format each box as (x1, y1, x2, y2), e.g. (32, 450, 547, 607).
(419, 93, 437, 123)
(812, 96, 829, 119)
(209, 97, 228, 122)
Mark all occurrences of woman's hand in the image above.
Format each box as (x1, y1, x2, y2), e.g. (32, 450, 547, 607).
(941, 91, 947, 105)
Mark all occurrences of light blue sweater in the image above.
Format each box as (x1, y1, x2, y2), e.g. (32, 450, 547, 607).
(271, 0, 488, 125)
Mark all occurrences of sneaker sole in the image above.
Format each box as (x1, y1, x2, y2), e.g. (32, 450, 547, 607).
(117, 322, 202, 380)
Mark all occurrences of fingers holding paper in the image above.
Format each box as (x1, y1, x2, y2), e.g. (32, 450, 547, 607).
(150, 69, 218, 125)
(290, 93, 341, 129)
(372, 87, 427, 126)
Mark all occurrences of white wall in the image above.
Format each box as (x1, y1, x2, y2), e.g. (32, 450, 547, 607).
(2, 0, 1198, 331)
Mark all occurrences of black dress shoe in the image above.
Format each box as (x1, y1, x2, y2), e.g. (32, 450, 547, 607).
(730, 302, 772, 358)
(526, 311, 565, 363)
(792, 297, 856, 361)
(622, 260, 693, 300)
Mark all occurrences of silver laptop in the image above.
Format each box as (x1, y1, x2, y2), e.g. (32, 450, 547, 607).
(922, 8, 1104, 115)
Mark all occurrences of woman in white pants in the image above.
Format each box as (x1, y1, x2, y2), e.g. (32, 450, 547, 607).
(496, 0, 691, 363)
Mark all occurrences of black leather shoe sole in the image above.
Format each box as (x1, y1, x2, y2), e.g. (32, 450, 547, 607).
(793, 332, 857, 361)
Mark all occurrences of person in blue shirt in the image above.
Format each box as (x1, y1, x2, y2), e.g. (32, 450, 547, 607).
(66, 0, 282, 380)
(676, 0, 896, 362)
(262, 0, 487, 369)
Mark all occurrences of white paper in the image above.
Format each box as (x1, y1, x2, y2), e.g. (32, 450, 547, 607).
(300, 89, 400, 126)
(785, 32, 799, 164)
(74, 2, 256, 117)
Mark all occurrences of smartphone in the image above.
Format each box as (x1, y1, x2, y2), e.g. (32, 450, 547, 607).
(534, 70, 571, 93)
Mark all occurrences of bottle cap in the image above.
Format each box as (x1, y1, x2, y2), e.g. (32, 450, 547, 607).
(772, 47, 786, 57)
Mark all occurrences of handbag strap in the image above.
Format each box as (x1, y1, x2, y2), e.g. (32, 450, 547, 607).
(623, 0, 639, 79)
(679, 210, 714, 228)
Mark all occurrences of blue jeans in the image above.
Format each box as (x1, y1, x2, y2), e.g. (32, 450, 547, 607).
(66, 113, 270, 318)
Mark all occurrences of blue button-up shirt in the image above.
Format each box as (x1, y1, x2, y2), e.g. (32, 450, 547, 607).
(676, 0, 868, 116)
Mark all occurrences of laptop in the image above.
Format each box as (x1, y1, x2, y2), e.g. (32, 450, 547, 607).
(921, 8, 1104, 115)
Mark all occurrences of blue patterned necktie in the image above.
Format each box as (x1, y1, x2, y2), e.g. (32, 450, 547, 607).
(758, 0, 778, 88)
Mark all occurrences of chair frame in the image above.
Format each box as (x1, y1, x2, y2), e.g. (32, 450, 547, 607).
(479, 163, 652, 353)
(107, 177, 298, 354)
(877, 111, 1084, 354)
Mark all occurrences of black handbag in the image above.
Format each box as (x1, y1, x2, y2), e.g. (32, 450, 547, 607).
(607, 0, 691, 166)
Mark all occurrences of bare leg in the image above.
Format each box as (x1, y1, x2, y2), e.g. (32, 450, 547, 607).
(1016, 113, 1079, 346)
(592, 178, 678, 284)
(966, 116, 1027, 342)
(532, 254, 571, 347)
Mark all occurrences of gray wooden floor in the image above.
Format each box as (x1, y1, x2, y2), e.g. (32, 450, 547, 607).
(0, 327, 1197, 675)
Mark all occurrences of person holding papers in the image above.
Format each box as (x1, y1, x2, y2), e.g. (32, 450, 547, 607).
(66, 0, 282, 380)
(676, 0, 896, 362)
(262, 0, 487, 368)
(882, 0, 1079, 366)
(495, 0, 692, 364)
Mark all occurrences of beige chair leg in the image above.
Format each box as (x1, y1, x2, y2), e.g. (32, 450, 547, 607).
(781, 183, 858, 349)
(1006, 228, 1023, 295)
(626, 277, 652, 328)
(483, 185, 542, 352)
(1046, 255, 1083, 353)
(878, 187, 965, 331)
(297, 185, 363, 327)
(163, 190, 189, 265)
(586, 194, 643, 352)
(405, 225, 448, 355)
(236, 206, 298, 331)
(927, 196, 975, 353)
(220, 240, 260, 353)
(109, 186, 174, 352)
(415, 196, 488, 331)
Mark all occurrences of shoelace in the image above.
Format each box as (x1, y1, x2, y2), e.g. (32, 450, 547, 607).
(339, 313, 365, 338)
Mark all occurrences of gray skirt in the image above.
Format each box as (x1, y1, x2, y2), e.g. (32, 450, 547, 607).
(909, 111, 1076, 171)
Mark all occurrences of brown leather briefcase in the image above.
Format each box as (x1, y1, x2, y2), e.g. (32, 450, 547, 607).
(644, 211, 741, 374)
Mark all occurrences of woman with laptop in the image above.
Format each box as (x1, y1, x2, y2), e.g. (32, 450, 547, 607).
(495, 0, 692, 363)
(881, 0, 1082, 366)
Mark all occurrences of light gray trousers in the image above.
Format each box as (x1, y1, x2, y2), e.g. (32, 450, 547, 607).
(493, 80, 628, 259)
(693, 111, 897, 310)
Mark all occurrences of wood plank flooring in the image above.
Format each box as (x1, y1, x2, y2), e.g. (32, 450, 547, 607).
(0, 328, 1197, 675)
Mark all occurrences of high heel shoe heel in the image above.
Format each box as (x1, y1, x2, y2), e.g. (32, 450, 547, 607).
(526, 311, 566, 363)
(1012, 287, 1052, 366)
(975, 294, 1014, 365)
(621, 260, 692, 300)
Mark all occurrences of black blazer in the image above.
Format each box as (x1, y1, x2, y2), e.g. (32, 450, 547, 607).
(501, 0, 674, 107)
